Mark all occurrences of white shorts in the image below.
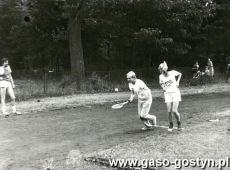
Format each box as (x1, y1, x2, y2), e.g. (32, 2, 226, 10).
(164, 91, 181, 103)
(0, 81, 12, 88)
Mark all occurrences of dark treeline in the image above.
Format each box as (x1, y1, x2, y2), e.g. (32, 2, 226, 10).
(0, 0, 229, 80)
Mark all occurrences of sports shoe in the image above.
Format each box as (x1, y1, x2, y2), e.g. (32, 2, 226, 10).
(3, 112, 10, 118)
(168, 122, 173, 132)
(168, 128, 173, 132)
(141, 126, 154, 131)
(14, 111, 22, 115)
(177, 122, 183, 131)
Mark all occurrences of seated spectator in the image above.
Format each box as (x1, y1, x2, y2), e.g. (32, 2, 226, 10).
(192, 61, 199, 77)
(204, 66, 210, 76)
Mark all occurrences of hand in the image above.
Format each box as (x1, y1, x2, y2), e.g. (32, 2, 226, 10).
(128, 99, 133, 103)
(176, 82, 179, 87)
(12, 84, 15, 89)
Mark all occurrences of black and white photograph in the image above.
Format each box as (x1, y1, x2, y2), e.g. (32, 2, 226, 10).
(0, 0, 230, 169)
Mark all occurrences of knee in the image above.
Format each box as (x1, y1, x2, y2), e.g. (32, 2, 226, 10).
(168, 111, 173, 115)
(172, 106, 178, 112)
(173, 111, 179, 115)
(167, 107, 173, 113)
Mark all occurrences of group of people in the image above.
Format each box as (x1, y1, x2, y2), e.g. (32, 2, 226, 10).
(0, 57, 181, 132)
(0, 58, 21, 117)
(192, 58, 214, 81)
(126, 61, 182, 132)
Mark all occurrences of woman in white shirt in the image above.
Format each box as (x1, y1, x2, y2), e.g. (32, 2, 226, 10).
(158, 61, 182, 131)
(127, 71, 156, 130)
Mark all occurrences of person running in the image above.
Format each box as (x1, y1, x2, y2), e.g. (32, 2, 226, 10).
(158, 61, 182, 131)
(126, 71, 156, 130)
(0, 58, 21, 117)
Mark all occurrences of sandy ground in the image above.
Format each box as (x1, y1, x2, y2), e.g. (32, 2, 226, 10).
(0, 83, 229, 170)
(87, 93, 230, 170)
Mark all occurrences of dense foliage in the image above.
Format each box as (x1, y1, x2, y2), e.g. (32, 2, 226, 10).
(0, 0, 228, 78)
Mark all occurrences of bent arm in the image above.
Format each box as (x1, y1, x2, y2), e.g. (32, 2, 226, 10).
(176, 72, 182, 86)
(159, 77, 166, 91)
(129, 90, 135, 102)
(159, 82, 166, 91)
(0, 68, 5, 76)
(10, 75, 15, 88)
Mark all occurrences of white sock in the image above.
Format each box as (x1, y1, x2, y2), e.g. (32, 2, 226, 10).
(2, 105, 6, 114)
(12, 106, 16, 113)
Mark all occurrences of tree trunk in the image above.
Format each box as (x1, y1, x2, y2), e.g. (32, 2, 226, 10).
(69, 13, 85, 84)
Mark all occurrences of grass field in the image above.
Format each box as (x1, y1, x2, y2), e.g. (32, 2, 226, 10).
(0, 92, 229, 170)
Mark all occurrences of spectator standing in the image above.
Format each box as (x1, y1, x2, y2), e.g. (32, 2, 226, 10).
(207, 58, 214, 79)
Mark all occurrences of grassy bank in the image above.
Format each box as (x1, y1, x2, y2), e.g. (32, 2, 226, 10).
(12, 70, 227, 101)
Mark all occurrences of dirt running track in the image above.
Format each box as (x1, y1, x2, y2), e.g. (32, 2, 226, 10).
(0, 93, 230, 169)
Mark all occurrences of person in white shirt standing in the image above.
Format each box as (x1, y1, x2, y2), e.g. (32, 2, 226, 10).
(0, 58, 21, 117)
(126, 71, 156, 130)
(158, 61, 182, 131)
(207, 58, 214, 79)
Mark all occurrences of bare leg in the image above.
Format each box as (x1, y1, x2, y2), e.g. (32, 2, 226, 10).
(1, 88, 8, 115)
(6, 86, 20, 114)
(172, 101, 180, 121)
(172, 101, 182, 128)
(166, 102, 173, 121)
(166, 102, 173, 129)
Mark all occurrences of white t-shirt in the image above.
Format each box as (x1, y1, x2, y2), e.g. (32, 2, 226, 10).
(0, 66, 12, 82)
(129, 79, 151, 101)
(0, 66, 4, 75)
(159, 70, 180, 93)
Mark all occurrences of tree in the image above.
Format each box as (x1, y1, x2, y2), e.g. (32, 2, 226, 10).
(65, 0, 86, 83)
(0, 0, 24, 66)
(0, 0, 216, 77)
(87, 0, 215, 67)
(200, 0, 230, 67)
